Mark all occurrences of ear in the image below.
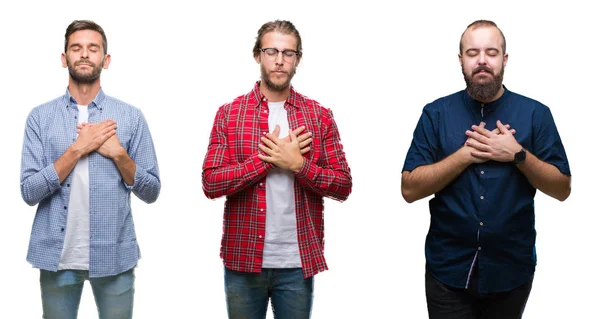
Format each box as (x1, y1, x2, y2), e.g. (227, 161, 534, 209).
(103, 54, 111, 69)
(295, 54, 302, 67)
(458, 53, 463, 67)
(255, 54, 261, 64)
(61, 52, 68, 68)
(503, 53, 508, 67)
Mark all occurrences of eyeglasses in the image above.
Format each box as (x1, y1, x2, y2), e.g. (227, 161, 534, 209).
(259, 48, 299, 62)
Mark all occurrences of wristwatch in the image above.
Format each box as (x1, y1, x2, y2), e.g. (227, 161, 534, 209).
(513, 148, 526, 164)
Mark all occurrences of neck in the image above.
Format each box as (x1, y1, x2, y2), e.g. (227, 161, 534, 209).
(259, 82, 290, 102)
(68, 78, 101, 105)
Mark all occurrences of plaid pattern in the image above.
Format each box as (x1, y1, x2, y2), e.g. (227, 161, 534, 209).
(20, 88, 160, 277)
(203, 82, 352, 278)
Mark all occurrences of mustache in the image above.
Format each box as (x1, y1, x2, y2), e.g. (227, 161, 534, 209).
(472, 65, 493, 75)
(75, 59, 95, 66)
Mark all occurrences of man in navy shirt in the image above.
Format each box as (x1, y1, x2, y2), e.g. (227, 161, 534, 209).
(401, 20, 571, 319)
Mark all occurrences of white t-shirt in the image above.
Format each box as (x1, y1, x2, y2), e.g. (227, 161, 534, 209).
(58, 104, 90, 270)
(262, 101, 302, 268)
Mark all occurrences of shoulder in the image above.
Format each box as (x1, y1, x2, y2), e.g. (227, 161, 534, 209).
(506, 90, 550, 113)
(424, 90, 464, 113)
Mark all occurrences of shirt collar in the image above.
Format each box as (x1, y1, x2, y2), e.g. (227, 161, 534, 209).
(62, 87, 106, 110)
(463, 85, 511, 114)
(251, 81, 302, 109)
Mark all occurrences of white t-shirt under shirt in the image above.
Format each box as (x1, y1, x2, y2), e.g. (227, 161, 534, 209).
(58, 104, 90, 270)
(262, 101, 302, 268)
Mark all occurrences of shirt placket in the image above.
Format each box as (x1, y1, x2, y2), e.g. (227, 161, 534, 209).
(254, 98, 270, 265)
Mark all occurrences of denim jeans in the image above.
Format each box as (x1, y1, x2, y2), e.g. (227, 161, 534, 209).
(40, 268, 135, 319)
(224, 267, 314, 319)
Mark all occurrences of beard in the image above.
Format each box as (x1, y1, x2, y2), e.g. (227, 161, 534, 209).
(67, 57, 103, 84)
(463, 64, 504, 101)
(260, 62, 296, 92)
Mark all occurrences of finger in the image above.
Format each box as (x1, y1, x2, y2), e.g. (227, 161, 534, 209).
(471, 125, 493, 138)
(300, 146, 311, 155)
(296, 132, 312, 143)
(258, 154, 274, 163)
(465, 130, 488, 143)
(471, 150, 492, 159)
(510, 129, 516, 135)
(259, 144, 276, 156)
(496, 120, 510, 134)
(479, 121, 486, 128)
(272, 125, 281, 138)
(289, 130, 298, 142)
(298, 138, 313, 148)
(260, 136, 278, 150)
(263, 132, 279, 144)
(291, 126, 306, 136)
(465, 138, 492, 152)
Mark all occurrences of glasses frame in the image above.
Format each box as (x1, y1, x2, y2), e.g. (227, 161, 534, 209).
(259, 48, 300, 62)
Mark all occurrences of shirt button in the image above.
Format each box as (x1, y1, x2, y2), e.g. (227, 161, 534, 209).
(258, 235, 263, 239)
(480, 170, 484, 175)
(260, 209, 264, 212)
(480, 196, 484, 200)
(259, 183, 264, 187)
(480, 222, 484, 226)
(67, 184, 70, 187)
(478, 247, 482, 251)
(263, 110, 268, 113)
(61, 228, 64, 232)
(63, 206, 67, 210)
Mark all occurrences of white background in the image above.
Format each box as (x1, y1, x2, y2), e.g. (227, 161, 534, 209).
(0, 0, 597, 318)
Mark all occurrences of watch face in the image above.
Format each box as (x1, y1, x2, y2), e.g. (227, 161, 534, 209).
(515, 149, 526, 163)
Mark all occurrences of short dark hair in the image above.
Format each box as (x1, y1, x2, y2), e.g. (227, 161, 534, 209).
(459, 20, 506, 55)
(64, 20, 108, 54)
(253, 20, 302, 58)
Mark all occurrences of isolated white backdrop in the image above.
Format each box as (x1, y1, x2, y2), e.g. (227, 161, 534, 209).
(0, 0, 596, 318)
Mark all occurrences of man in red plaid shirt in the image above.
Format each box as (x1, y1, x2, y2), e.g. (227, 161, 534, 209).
(202, 20, 352, 318)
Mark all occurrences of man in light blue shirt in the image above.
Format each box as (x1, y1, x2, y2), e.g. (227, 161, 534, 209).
(20, 20, 160, 319)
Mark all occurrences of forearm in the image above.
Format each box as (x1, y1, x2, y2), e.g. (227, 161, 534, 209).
(402, 147, 471, 203)
(517, 150, 571, 201)
(54, 146, 83, 183)
(294, 158, 352, 201)
(21, 146, 82, 206)
(112, 150, 135, 186)
(203, 152, 272, 199)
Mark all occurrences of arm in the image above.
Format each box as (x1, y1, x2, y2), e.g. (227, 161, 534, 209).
(121, 111, 161, 203)
(292, 108, 352, 201)
(202, 105, 273, 199)
(466, 117, 571, 201)
(516, 150, 571, 201)
(20, 111, 116, 206)
(401, 146, 476, 203)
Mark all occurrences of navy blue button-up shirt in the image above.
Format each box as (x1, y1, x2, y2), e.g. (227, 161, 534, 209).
(20, 88, 161, 277)
(402, 87, 570, 293)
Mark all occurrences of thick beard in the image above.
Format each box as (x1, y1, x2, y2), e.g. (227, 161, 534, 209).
(67, 58, 103, 84)
(260, 63, 296, 92)
(463, 65, 504, 101)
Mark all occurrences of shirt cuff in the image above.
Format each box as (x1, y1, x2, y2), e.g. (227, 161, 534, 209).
(42, 164, 61, 191)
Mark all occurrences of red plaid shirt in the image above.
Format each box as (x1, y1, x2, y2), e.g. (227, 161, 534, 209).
(202, 82, 352, 278)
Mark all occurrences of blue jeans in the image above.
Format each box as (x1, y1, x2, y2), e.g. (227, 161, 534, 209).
(40, 268, 135, 319)
(224, 267, 314, 319)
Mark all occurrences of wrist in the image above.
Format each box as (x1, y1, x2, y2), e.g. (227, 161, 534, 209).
(67, 144, 86, 160)
(291, 157, 304, 173)
(111, 147, 128, 162)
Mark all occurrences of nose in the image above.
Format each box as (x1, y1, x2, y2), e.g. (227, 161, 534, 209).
(477, 51, 487, 65)
(274, 51, 284, 65)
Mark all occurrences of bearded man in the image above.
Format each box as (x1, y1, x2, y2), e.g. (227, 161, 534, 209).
(401, 20, 571, 319)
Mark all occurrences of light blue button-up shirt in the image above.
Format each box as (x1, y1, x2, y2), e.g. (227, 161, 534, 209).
(20, 88, 160, 277)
